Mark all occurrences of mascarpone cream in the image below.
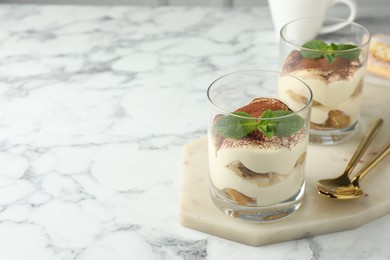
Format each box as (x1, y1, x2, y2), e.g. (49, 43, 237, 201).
(208, 97, 308, 207)
(281, 50, 365, 128)
(208, 133, 307, 206)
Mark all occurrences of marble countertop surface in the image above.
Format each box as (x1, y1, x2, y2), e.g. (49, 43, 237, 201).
(0, 3, 389, 260)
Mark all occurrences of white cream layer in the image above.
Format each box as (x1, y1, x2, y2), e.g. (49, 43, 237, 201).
(310, 94, 362, 124)
(280, 89, 362, 125)
(285, 67, 365, 107)
(208, 135, 307, 206)
(279, 68, 365, 125)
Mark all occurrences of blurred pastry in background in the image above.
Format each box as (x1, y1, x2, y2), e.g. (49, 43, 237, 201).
(367, 34, 390, 79)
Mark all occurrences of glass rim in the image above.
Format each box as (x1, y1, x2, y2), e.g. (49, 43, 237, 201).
(206, 69, 313, 120)
(280, 16, 371, 51)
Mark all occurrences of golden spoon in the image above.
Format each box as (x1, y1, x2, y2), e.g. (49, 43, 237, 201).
(316, 118, 383, 196)
(318, 142, 390, 199)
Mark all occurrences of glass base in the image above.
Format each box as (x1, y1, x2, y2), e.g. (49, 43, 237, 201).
(309, 121, 358, 145)
(209, 183, 305, 223)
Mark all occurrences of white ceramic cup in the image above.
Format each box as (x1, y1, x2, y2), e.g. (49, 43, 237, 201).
(267, 0, 357, 41)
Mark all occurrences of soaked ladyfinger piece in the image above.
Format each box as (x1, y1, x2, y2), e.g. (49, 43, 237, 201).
(225, 188, 256, 206)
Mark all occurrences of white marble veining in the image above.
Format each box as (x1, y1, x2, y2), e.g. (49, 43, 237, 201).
(0, 3, 389, 260)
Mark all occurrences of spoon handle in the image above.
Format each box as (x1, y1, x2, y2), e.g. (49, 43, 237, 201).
(353, 142, 390, 183)
(344, 118, 384, 176)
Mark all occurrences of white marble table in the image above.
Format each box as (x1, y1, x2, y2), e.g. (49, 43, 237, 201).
(0, 4, 389, 260)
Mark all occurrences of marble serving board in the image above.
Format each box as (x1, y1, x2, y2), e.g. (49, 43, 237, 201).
(179, 82, 390, 246)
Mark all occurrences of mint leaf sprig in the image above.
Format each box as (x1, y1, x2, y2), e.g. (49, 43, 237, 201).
(300, 40, 360, 64)
(213, 112, 257, 139)
(213, 110, 304, 139)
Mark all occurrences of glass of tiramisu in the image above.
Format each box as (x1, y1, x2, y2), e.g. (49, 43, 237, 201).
(280, 17, 370, 145)
(207, 70, 312, 222)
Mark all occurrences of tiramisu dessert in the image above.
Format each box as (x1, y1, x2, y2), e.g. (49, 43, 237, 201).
(281, 40, 365, 130)
(208, 97, 307, 207)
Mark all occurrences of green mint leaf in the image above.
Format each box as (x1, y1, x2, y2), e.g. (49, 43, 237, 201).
(257, 109, 279, 138)
(271, 110, 293, 117)
(274, 113, 305, 137)
(328, 42, 338, 51)
(214, 109, 305, 139)
(324, 53, 336, 64)
(335, 44, 360, 60)
(213, 111, 257, 139)
(258, 110, 304, 138)
(302, 40, 328, 50)
(300, 51, 323, 59)
(257, 110, 282, 138)
(301, 40, 327, 59)
(336, 44, 358, 50)
(300, 40, 360, 63)
(258, 124, 274, 138)
(259, 109, 274, 119)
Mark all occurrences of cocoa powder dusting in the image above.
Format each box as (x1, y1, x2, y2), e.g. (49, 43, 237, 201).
(234, 97, 290, 141)
(220, 128, 305, 151)
(213, 98, 305, 151)
(235, 97, 289, 118)
(283, 50, 362, 82)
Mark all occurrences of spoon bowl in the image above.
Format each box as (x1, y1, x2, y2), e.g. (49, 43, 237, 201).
(316, 118, 384, 199)
(317, 187, 363, 200)
(318, 143, 390, 200)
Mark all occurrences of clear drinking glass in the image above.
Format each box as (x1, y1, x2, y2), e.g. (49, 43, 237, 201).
(280, 17, 370, 145)
(207, 70, 312, 223)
